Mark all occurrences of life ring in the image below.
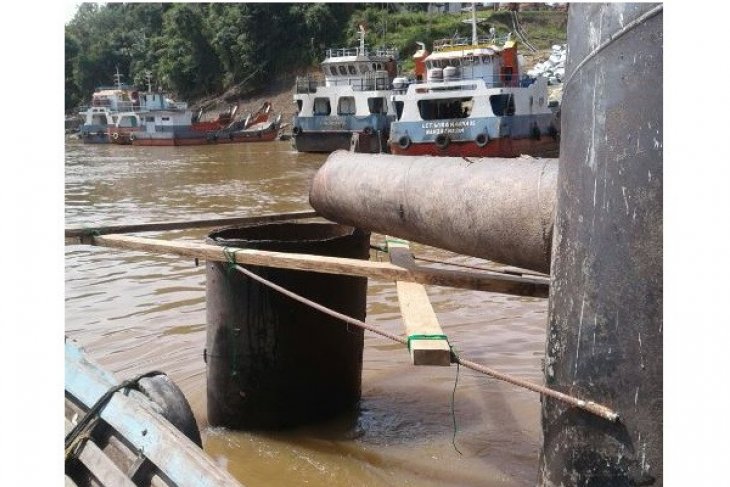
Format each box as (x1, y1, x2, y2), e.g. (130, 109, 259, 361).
(398, 135, 411, 149)
(363, 126, 374, 135)
(112, 132, 119, 141)
(292, 126, 302, 136)
(435, 133, 450, 150)
(475, 132, 489, 147)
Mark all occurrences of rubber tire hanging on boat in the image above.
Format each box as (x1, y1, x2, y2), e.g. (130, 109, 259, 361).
(112, 132, 119, 141)
(292, 126, 302, 136)
(137, 374, 203, 447)
(531, 124, 541, 140)
(435, 133, 450, 150)
(129, 133, 135, 142)
(475, 133, 489, 147)
(398, 135, 411, 149)
(548, 124, 559, 140)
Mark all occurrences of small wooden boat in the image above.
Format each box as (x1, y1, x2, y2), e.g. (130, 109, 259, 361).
(65, 339, 242, 487)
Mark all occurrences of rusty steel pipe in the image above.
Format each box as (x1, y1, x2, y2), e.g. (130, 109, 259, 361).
(309, 151, 558, 274)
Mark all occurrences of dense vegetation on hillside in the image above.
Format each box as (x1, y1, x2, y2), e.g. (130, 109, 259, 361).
(65, 3, 566, 111)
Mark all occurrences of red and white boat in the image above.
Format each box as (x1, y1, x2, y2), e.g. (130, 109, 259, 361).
(114, 101, 280, 147)
(388, 6, 560, 158)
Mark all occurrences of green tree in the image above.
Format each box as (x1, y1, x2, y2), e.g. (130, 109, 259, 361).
(158, 4, 222, 99)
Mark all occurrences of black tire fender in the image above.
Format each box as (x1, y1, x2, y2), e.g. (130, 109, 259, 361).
(475, 132, 488, 147)
(137, 374, 202, 447)
(435, 133, 450, 150)
(398, 135, 411, 149)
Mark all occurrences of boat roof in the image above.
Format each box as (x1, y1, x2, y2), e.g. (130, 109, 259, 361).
(93, 89, 132, 97)
(426, 46, 498, 60)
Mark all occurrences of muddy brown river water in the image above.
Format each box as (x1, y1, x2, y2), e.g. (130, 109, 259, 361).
(65, 139, 548, 486)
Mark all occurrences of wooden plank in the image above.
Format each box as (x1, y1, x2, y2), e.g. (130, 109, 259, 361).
(89, 234, 550, 297)
(65, 210, 318, 240)
(65, 342, 242, 487)
(65, 418, 137, 487)
(387, 238, 451, 366)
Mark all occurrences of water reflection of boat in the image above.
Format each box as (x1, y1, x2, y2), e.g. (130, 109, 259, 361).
(65, 338, 242, 486)
(388, 6, 560, 158)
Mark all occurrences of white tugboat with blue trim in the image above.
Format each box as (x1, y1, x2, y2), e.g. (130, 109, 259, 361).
(292, 27, 398, 153)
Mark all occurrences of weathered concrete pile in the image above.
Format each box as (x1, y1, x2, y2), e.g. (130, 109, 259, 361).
(527, 44, 567, 85)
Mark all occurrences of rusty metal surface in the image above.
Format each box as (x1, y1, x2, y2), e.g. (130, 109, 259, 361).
(539, 4, 663, 486)
(310, 152, 558, 274)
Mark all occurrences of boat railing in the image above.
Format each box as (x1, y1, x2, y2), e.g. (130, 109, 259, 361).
(295, 76, 392, 93)
(79, 100, 189, 113)
(324, 46, 399, 60)
(432, 34, 511, 52)
(394, 74, 533, 93)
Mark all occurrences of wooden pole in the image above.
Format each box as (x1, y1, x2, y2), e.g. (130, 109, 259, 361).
(387, 238, 451, 366)
(87, 234, 550, 297)
(65, 210, 318, 240)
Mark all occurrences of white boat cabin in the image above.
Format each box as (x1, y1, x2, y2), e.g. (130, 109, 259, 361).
(294, 27, 399, 119)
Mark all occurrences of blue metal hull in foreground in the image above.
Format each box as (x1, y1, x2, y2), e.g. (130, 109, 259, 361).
(65, 339, 242, 486)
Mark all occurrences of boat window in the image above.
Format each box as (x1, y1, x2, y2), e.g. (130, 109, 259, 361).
(367, 97, 386, 114)
(329, 66, 338, 76)
(376, 63, 382, 70)
(417, 97, 473, 120)
(394, 101, 404, 120)
(314, 97, 331, 116)
(348, 65, 357, 75)
(91, 114, 107, 125)
(119, 116, 138, 128)
(145, 116, 154, 122)
(296, 100, 303, 114)
(338, 66, 348, 76)
(359, 64, 370, 74)
(489, 94, 516, 116)
(161, 116, 170, 121)
(372, 63, 377, 71)
(337, 96, 356, 115)
(482, 55, 492, 64)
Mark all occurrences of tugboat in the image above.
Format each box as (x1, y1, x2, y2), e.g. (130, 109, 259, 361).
(388, 6, 560, 158)
(128, 101, 280, 147)
(292, 26, 398, 153)
(78, 69, 139, 144)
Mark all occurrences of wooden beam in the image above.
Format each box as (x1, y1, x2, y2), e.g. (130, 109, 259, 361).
(388, 238, 451, 366)
(65, 210, 319, 240)
(89, 234, 550, 297)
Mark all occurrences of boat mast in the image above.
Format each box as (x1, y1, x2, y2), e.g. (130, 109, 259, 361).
(114, 66, 123, 90)
(471, 3, 478, 46)
(145, 71, 153, 93)
(358, 24, 366, 56)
